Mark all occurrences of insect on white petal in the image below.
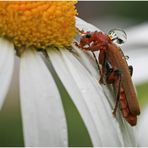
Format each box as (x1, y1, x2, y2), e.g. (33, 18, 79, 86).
(48, 48, 124, 146)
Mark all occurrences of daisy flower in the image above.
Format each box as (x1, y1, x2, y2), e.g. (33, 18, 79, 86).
(0, 1, 137, 147)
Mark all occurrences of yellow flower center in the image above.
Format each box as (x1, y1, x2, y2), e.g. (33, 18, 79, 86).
(0, 1, 77, 49)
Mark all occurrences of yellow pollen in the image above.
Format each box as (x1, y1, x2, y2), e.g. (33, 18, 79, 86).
(0, 1, 77, 49)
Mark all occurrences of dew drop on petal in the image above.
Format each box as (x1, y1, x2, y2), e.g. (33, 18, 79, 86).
(108, 29, 127, 46)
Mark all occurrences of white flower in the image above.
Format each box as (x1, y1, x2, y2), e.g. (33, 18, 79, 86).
(0, 2, 137, 147)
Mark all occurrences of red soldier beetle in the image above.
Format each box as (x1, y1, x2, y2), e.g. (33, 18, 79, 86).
(76, 29, 140, 126)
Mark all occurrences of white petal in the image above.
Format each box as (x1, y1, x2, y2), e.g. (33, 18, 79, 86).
(137, 107, 148, 146)
(0, 38, 15, 109)
(123, 48, 148, 85)
(76, 17, 100, 32)
(48, 49, 124, 146)
(20, 49, 67, 146)
(125, 23, 148, 47)
(122, 23, 148, 85)
(71, 43, 99, 79)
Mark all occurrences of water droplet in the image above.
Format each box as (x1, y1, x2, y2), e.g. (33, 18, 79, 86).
(108, 29, 127, 46)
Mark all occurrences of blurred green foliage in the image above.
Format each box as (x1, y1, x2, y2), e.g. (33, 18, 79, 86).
(116, 2, 148, 22)
(0, 94, 24, 146)
(136, 83, 148, 109)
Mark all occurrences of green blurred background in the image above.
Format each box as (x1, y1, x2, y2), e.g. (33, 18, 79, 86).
(0, 1, 148, 147)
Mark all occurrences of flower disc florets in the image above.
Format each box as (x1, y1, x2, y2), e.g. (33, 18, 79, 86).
(0, 1, 77, 49)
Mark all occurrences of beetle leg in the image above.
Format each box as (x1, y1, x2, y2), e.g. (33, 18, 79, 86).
(105, 62, 114, 83)
(128, 65, 133, 76)
(73, 41, 81, 48)
(91, 50, 106, 84)
(105, 61, 121, 84)
(105, 64, 122, 116)
(112, 69, 122, 117)
(73, 41, 90, 51)
(98, 50, 106, 84)
(91, 51, 101, 75)
(76, 27, 85, 34)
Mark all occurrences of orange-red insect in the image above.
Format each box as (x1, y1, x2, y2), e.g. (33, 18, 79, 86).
(76, 30, 140, 126)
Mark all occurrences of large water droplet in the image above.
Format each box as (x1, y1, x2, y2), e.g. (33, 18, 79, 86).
(108, 29, 127, 46)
